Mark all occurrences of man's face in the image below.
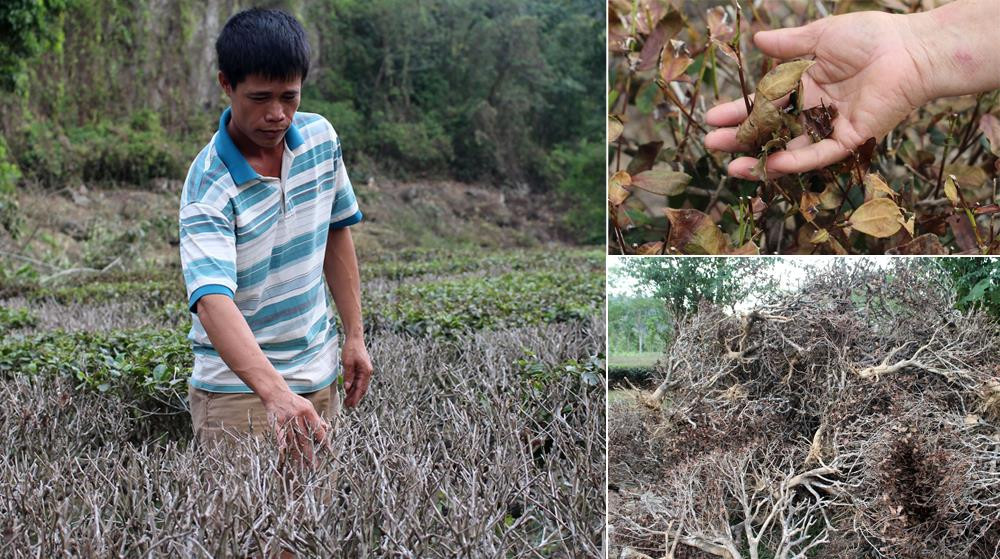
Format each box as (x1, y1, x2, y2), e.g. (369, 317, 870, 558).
(220, 72, 301, 149)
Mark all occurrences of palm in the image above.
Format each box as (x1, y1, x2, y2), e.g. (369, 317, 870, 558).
(803, 13, 926, 153)
(705, 12, 929, 179)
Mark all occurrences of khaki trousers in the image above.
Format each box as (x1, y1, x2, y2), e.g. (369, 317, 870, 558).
(188, 384, 340, 448)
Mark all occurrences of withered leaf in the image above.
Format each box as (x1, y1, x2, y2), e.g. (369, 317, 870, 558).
(631, 167, 691, 196)
(900, 214, 915, 237)
(609, 171, 631, 206)
(638, 10, 685, 71)
(750, 196, 767, 220)
(608, 115, 624, 143)
(729, 241, 760, 255)
(800, 191, 821, 223)
(706, 6, 734, 43)
(944, 175, 960, 206)
(886, 233, 948, 255)
(809, 228, 830, 244)
(711, 38, 738, 61)
(802, 101, 837, 142)
(756, 60, 815, 101)
(849, 197, 904, 238)
(863, 173, 897, 201)
(819, 182, 844, 210)
(736, 95, 783, 149)
(980, 114, 1000, 157)
(666, 208, 730, 254)
(944, 163, 988, 189)
(947, 213, 979, 252)
(625, 141, 664, 175)
(854, 137, 878, 171)
(636, 242, 665, 255)
(659, 39, 693, 82)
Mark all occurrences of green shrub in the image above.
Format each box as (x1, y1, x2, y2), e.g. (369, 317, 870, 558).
(369, 265, 604, 338)
(371, 113, 453, 175)
(0, 327, 191, 401)
(11, 111, 183, 187)
(544, 139, 604, 244)
(0, 305, 36, 332)
(0, 135, 21, 236)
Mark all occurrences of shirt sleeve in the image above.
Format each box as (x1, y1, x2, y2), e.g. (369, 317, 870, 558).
(179, 202, 238, 313)
(328, 133, 363, 229)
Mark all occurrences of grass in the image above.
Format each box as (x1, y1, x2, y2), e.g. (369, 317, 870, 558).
(608, 351, 661, 368)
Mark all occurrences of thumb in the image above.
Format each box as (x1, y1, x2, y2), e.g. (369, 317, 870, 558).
(342, 362, 356, 392)
(753, 18, 827, 60)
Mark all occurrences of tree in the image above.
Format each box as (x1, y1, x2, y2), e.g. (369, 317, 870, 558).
(622, 257, 778, 320)
(934, 257, 1000, 316)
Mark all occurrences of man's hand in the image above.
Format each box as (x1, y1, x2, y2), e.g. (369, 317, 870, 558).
(705, 11, 930, 180)
(261, 388, 330, 467)
(341, 335, 373, 408)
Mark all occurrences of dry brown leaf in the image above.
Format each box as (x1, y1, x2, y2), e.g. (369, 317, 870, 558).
(800, 191, 820, 223)
(609, 171, 631, 205)
(886, 233, 948, 255)
(636, 242, 664, 254)
(944, 164, 988, 189)
(849, 198, 904, 238)
(980, 113, 1000, 157)
(666, 208, 730, 254)
(863, 173, 897, 201)
(944, 175, 960, 206)
(659, 39, 692, 82)
(736, 95, 783, 148)
(631, 167, 690, 196)
(609, 115, 624, 143)
(756, 60, 815, 101)
(809, 228, 830, 244)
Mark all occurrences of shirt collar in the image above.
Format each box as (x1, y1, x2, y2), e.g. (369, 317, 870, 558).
(215, 106, 305, 185)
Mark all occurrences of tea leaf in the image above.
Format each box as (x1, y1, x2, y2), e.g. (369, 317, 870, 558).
(944, 175, 960, 206)
(979, 113, 1000, 156)
(609, 171, 631, 205)
(756, 60, 815, 101)
(666, 208, 730, 254)
(608, 115, 624, 143)
(849, 198, 904, 238)
(632, 167, 691, 196)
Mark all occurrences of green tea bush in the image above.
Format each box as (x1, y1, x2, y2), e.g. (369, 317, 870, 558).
(0, 327, 190, 404)
(0, 305, 36, 332)
(370, 268, 604, 338)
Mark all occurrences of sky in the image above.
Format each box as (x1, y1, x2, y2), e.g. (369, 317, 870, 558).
(607, 256, 898, 300)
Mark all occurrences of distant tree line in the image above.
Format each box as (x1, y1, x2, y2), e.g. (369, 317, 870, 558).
(0, 0, 604, 241)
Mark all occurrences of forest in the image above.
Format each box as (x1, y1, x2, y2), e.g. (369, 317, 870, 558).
(1, 0, 604, 242)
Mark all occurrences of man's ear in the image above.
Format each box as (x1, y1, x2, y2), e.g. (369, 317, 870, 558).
(218, 71, 234, 96)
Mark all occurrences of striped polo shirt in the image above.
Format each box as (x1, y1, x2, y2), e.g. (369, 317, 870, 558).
(179, 107, 362, 393)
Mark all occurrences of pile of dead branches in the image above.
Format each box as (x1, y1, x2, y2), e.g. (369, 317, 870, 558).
(609, 260, 1000, 559)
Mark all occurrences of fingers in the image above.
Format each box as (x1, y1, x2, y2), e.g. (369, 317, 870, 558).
(704, 128, 752, 152)
(726, 137, 851, 180)
(705, 93, 757, 127)
(753, 18, 828, 60)
(705, 92, 793, 130)
(344, 366, 372, 408)
(342, 363, 355, 393)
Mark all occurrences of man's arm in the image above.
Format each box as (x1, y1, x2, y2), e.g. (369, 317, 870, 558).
(196, 295, 329, 443)
(323, 226, 373, 408)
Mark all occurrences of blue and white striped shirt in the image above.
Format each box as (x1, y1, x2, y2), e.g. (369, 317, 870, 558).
(179, 107, 362, 393)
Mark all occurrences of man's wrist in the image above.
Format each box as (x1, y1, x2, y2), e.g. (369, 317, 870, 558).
(905, 0, 1000, 102)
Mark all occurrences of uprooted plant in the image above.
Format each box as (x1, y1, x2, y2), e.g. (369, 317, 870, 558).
(608, 260, 1000, 558)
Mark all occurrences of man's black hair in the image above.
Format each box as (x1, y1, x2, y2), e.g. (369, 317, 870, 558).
(215, 8, 310, 88)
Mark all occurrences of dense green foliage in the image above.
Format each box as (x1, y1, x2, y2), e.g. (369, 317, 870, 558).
(936, 257, 1000, 316)
(607, 295, 669, 354)
(0, 0, 603, 240)
(620, 257, 777, 318)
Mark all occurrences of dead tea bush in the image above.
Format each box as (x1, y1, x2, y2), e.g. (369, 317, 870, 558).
(609, 1, 1000, 255)
(0, 320, 605, 558)
(608, 261, 1000, 558)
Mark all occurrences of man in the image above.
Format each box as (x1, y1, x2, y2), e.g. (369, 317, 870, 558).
(179, 8, 373, 458)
